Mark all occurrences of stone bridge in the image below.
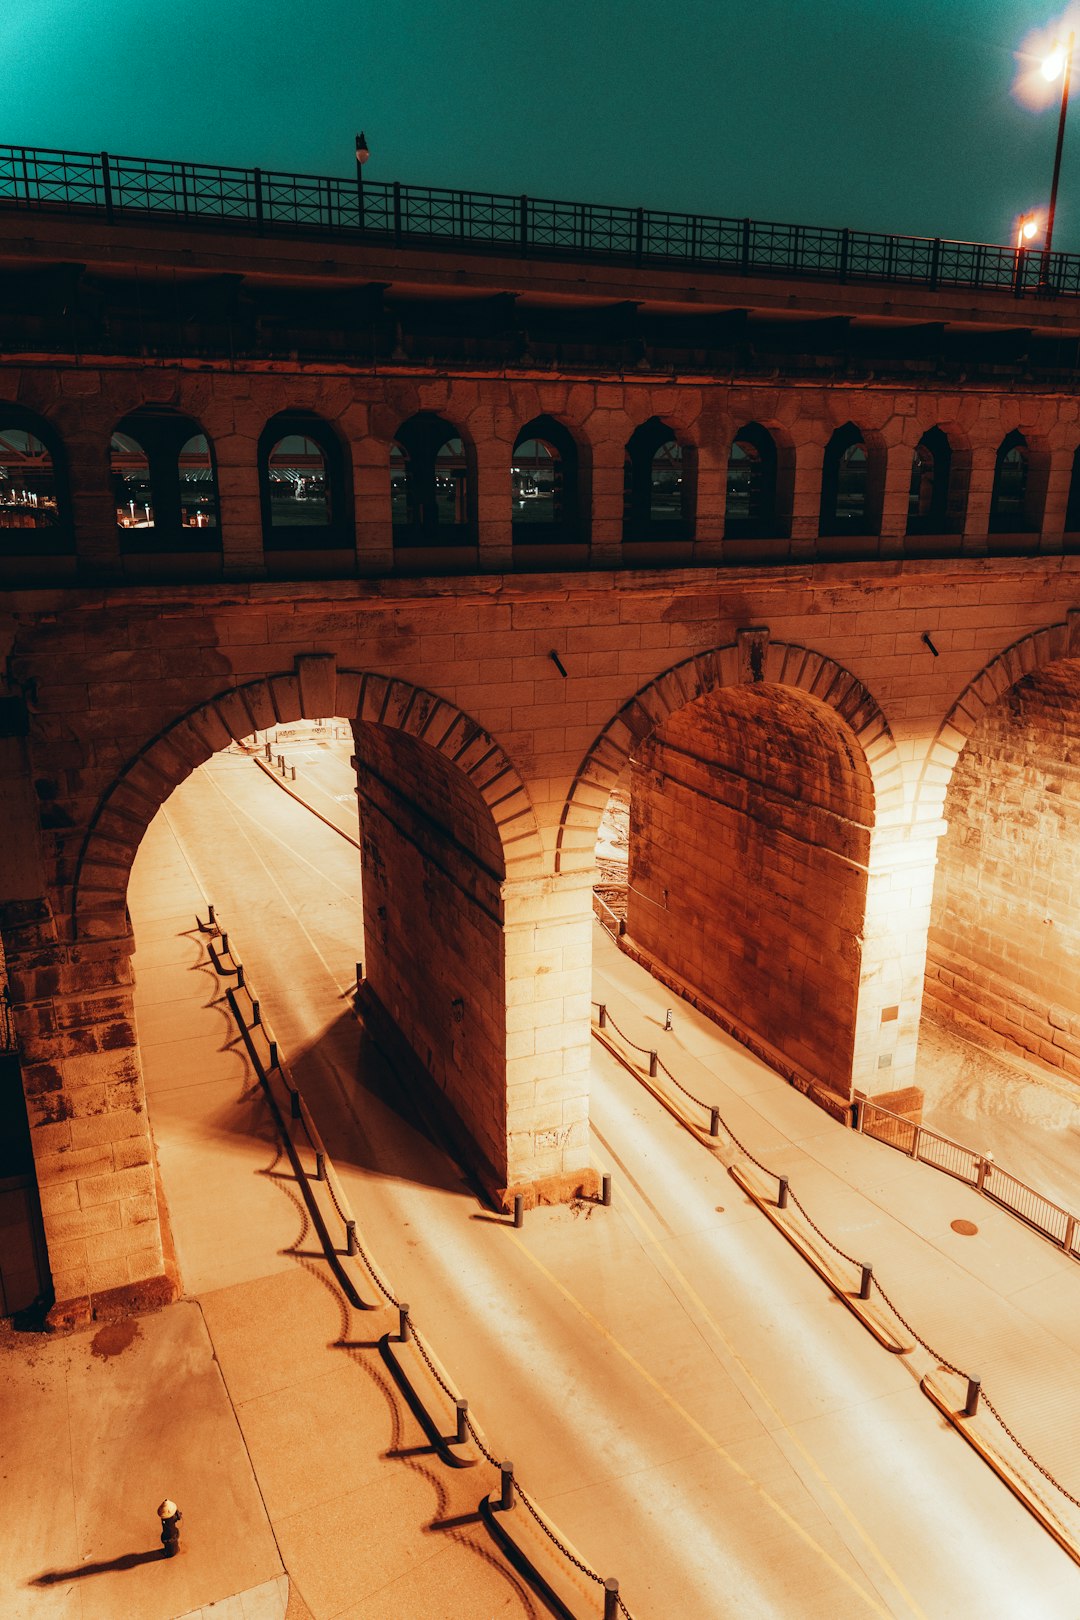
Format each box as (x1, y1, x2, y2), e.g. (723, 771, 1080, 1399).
(2, 192, 1080, 1320)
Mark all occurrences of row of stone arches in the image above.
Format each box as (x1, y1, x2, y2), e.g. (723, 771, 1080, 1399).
(12, 616, 1080, 1315)
(4, 405, 1076, 557)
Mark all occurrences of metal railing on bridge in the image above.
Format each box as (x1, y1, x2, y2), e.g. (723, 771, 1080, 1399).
(857, 1097, 1080, 1260)
(3, 142, 1079, 299)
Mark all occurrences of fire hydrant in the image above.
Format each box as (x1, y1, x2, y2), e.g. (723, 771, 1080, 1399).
(157, 1499, 182, 1558)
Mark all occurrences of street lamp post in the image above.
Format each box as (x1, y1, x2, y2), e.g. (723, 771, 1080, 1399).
(1040, 35, 1074, 288)
(355, 130, 370, 229)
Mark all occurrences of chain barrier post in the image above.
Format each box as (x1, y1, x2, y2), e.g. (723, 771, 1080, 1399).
(315, 1150, 326, 1182)
(513, 1195, 524, 1229)
(455, 1397, 468, 1444)
(355, 960, 363, 984)
(265, 740, 272, 760)
(648, 1050, 658, 1077)
(602, 1173, 612, 1207)
(858, 1263, 873, 1301)
(220, 931, 229, 957)
(208, 903, 216, 927)
(236, 962, 245, 988)
(396, 1302, 411, 1342)
(598, 1003, 607, 1029)
(268, 1039, 279, 1069)
(346, 1219, 358, 1256)
(250, 999, 260, 1026)
(964, 1376, 981, 1417)
(290, 1085, 300, 1118)
(709, 1106, 721, 1138)
(499, 1460, 515, 1511)
(777, 1175, 789, 1210)
(604, 1578, 620, 1619)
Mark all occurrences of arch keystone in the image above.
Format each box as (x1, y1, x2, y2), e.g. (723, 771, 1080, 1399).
(736, 626, 770, 684)
(296, 653, 337, 718)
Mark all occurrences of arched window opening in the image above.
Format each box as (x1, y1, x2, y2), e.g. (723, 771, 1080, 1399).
(820, 423, 880, 538)
(623, 419, 690, 541)
(906, 427, 952, 535)
(990, 431, 1030, 532)
(111, 433, 154, 530)
(390, 442, 410, 526)
(178, 434, 218, 530)
(837, 444, 867, 525)
(513, 416, 581, 544)
(258, 413, 349, 551)
(113, 410, 222, 549)
(436, 436, 468, 525)
(725, 423, 778, 538)
(268, 435, 330, 526)
(0, 428, 60, 529)
(513, 438, 562, 524)
(391, 415, 473, 546)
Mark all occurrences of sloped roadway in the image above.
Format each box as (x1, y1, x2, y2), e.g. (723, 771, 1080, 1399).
(148, 745, 1080, 1620)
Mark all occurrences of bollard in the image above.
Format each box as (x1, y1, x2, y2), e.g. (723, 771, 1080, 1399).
(315, 1150, 326, 1182)
(277, 754, 285, 773)
(290, 764, 297, 780)
(250, 999, 260, 1026)
(290, 1087, 301, 1118)
(356, 960, 363, 984)
(709, 1106, 721, 1138)
(603, 1578, 620, 1619)
(268, 1039, 279, 1069)
(648, 1050, 658, 1077)
(664, 1008, 673, 1031)
(455, 1397, 468, 1445)
(858, 1263, 873, 1301)
(265, 741, 272, 760)
(964, 1376, 981, 1417)
(208, 903, 216, 927)
(513, 1194, 524, 1229)
(398, 1303, 411, 1342)
(602, 1173, 612, 1207)
(346, 1219, 358, 1256)
(777, 1175, 789, 1209)
(236, 962, 245, 988)
(499, 1460, 515, 1511)
(598, 1003, 607, 1029)
(220, 931, 229, 957)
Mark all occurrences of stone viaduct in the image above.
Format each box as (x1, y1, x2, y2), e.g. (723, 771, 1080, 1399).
(2, 172, 1080, 1322)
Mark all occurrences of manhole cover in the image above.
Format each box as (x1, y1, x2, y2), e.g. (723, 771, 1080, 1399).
(951, 1219, 979, 1236)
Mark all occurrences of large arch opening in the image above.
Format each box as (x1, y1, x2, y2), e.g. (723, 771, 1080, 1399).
(623, 683, 874, 1102)
(923, 658, 1080, 1091)
(7, 664, 595, 1319)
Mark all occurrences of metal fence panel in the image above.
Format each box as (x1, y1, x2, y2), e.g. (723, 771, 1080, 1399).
(984, 1164, 1071, 1245)
(916, 1129, 979, 1185)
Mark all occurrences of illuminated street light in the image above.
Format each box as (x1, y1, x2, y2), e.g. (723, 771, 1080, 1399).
(1013, 212, 1040, 294)
(1039, 34, 1073, 287)
(355, 129, 370, 229)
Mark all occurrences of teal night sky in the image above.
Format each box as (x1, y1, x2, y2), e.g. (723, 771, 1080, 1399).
(3, 0, 1078, 250)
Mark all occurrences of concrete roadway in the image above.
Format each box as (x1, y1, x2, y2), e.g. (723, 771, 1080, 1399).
(148, 746, 1080, 1620)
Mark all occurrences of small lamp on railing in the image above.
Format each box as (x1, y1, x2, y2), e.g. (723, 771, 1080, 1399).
(1013, 211, 1039, 292)
(355, 130, 370, 229)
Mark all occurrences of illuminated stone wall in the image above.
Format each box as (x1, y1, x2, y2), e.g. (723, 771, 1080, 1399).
(924, 663, 1080, 1081)
(626, 687, 873, 1102)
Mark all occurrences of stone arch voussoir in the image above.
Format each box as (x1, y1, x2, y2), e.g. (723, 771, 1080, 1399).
(73, 654, 543, 935)
(555, 632, 903, 873)
(914, 615, 1078, 824)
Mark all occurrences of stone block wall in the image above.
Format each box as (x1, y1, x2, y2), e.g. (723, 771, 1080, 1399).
(627, 687, 872, 1099)
(924, 663, 1080, 1078)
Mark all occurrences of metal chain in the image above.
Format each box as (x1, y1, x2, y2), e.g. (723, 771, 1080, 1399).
(867, 1276, 965, 1377)
(785, 1188, 863, 1271)
(516, 1484, 604, 1587)
(979, 1388, 1080, 1511)
(654, 1054, 710, 1112)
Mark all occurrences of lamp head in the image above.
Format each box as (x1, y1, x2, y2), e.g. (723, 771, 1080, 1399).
(1042, 44, 1068, 81)
(355, 130, 370, 166)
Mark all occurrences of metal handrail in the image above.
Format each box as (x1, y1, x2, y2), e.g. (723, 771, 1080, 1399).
(1, 141, 1078, 299)
(857, 1097, 1079, 1259)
